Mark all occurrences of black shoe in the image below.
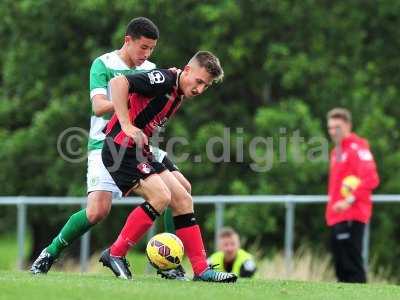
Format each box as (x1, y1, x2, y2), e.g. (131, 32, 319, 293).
(99, 248, 132, 280)
(30, 249, 55, 275)
(157, 265, 189, 281)
(193, 265, 237, 283)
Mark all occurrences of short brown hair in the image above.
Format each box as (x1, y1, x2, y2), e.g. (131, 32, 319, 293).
(189, 51, 224, 82)
(327, 107, 352, 123)
(218, 227, 238, 239)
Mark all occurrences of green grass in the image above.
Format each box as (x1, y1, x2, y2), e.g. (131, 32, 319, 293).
(0, 233, 32, 271)
(0, 233, 32, 270)
(1, 236, 399, 299)
(0, 235, 17, 270)
(1, 271, 400, 300)
(0, 233, 152, 273)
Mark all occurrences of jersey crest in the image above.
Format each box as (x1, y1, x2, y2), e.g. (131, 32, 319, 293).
(148, 70, 165, 84)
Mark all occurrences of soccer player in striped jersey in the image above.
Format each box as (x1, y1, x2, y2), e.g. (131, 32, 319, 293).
(30, 17, 189, 280)
(98, 51, 237, 283)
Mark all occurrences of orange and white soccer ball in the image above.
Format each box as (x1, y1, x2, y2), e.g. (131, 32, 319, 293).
(341, 175, 361, 198)
(146, 233, 184, 270)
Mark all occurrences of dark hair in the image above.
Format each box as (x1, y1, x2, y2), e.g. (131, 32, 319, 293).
(189, 51, 224, 82)
(327, 108, 352, 123)
(126, 17, 159, 40)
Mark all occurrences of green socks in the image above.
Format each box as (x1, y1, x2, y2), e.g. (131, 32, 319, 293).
(163, 207, 175, 233)
(47, 207, 175, 258)
(46, 209, 93, 258)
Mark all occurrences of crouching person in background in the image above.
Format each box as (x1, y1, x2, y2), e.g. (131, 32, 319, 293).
(208, 227, 256, 278)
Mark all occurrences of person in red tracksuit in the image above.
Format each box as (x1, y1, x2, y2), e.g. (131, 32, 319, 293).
(326, 108, 379, 283)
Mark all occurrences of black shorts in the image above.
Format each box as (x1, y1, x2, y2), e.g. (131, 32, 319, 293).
(162, 155, 179, 172)
(102, 139, 167, 196)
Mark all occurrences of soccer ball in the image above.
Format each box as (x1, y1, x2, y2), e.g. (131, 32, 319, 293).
(146, 233, 184, 270)
(341, 175, 360, 197)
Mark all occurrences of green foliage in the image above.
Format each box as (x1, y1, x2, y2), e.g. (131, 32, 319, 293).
(1, 0, 400, 279)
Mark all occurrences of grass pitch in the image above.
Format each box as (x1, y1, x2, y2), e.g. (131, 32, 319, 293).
(1, 271, 400, 300)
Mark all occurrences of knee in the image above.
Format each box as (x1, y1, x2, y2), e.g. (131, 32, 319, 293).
(86, 204, 110, 224)
(178, 175, 192, 195)
(172, 171, 192, 195)
(182, 181, 192, 195)
(173, 192, 193, 214)
(150, 185, 172, 210)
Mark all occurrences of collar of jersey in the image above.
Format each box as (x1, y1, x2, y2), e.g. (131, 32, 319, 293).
(176, 70, 184, 96)
(114, 50, 136, 70)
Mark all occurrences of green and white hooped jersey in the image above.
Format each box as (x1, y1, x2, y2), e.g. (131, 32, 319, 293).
(88, 50, 156, 151)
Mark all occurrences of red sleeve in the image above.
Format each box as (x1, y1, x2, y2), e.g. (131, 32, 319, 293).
(350, 146, 380, 200)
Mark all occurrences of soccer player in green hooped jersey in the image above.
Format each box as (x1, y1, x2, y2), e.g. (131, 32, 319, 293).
(30, 17, 190, 280)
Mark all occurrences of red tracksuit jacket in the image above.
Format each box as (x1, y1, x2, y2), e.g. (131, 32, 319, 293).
(326, 133, 380, 226)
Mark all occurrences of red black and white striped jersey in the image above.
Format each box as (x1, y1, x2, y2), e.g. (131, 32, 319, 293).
(105, 69, 183, 147)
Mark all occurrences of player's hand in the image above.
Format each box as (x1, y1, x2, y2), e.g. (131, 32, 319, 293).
(168, 67, 181, 73)
(333, 199, 351, 212)
(122, 124, 148, 147)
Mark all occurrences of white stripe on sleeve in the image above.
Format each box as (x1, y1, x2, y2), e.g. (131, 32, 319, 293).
(90, 88, 108, 100)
